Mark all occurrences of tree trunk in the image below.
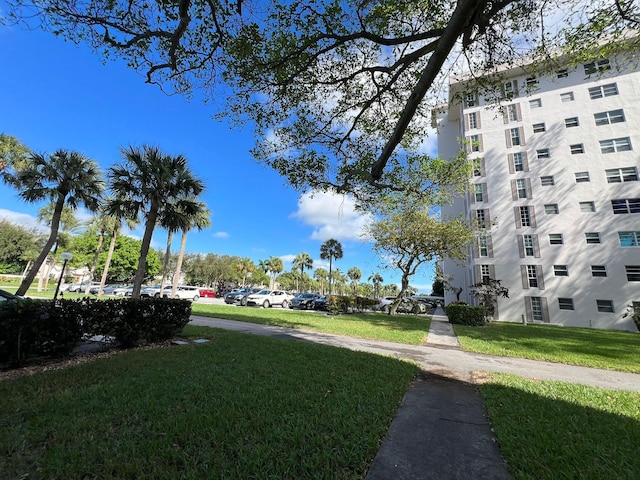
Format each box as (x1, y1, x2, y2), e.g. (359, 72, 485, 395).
(16, 195, 64, 296)
(389, 272, 411, 315)
(160, 230, 173, 297)
(98, 227, 119, 296)
(328, 258, 333, 295)
(85, 230, 105, 295)
(171, 230, 188, 298)
(132, 205, 158, 298)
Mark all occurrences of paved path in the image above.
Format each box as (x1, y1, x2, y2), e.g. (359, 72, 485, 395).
(189, 312, 640, 480)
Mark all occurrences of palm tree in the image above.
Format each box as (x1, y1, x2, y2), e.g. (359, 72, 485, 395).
(258, 259, 270, 274)
(159, 200, 192, 294)
(266, 256, 283, 289)
(106, 145, 204, 298)
(319, 238, 343, 295)
(368, 272, 384, 299)
(2, 149, 103, 296)
(292, 252, 313, 292)
(234, 257, 255, 287)
(170, 201, 211, 298)
(348, 266, 362, 295)
(313, 267, 329, 295)
(83, 212, 119, 295)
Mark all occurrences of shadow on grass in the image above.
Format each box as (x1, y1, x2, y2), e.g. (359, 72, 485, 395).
(479, 374, 640, 479)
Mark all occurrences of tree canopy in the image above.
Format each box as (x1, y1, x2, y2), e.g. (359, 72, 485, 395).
(5, 0, 638, 199)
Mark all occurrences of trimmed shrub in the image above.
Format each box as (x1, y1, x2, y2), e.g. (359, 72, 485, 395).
(446, 303, 487, 326)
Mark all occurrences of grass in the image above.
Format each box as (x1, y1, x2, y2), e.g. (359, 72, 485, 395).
(0, 325, 419, 480)
(453, 322, 640, 373)
(479, 373, 640, 480)
(191, 303, 430, 345)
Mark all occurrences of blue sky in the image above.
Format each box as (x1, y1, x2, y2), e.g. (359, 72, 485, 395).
(0, 25, 437, 292)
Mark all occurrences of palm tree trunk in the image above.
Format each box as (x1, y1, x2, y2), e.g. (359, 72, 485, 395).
(132, 205, 158, 298)
(160, 230, 173, 296)
(171, 230, 188, 298)
(85, 230, 105, 295)
(16, 196, 64, 296)
(98, 227, 119, 296)
(328, 258, 333, 295)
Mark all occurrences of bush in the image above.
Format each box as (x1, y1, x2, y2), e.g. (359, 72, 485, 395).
(0, 298, 193, 367)
(326, 295, 379, 314)
(445, 303, 487, 326)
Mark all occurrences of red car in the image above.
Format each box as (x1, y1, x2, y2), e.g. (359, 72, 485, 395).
(199, 288, 217, 298)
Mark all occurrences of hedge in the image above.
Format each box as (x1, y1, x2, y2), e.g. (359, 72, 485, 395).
(445, 303, 487, 326)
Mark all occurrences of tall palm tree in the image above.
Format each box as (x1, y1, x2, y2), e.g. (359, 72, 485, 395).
(314, 267, 329, 295)
(368, 272, 384, 299)
(106, 145, 204, 298)
(159, 200, 192, 294)
(83, 212, 118, 295)
(170, 201, 211, 298)
(319, 238, 343, 295)
(2, 149, 103, 296)
(348, 266, 362, 295)
(267, 256, 283, 289)
(234, 257, 255, 287)
(292, 252, 313, 292)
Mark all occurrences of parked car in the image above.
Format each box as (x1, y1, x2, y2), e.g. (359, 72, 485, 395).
(140, 285, 172, 298)
(224, 288, 252, 304)
(290, 293, 322, 309)
(163, 286, 201, 301)
(112, 285, 133, 296)
(0, 288, 23, 303)
(89, 284, 124, 295)
(245, 289, 294, 308)
(199, 288, 217, 298)
(310, 295, 329, 311)
(66, 281, 99, 293)
(380, 297, 427, 314)
(235, 288, 262, 306)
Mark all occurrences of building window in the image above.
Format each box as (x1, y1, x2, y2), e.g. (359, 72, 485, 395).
(606, 167, 638, 183)
(523, 234, 535, 256)
(529, 98, 542, 108)
(570, 144, 585, 154)
(465, 92, 477, 107)
(560, 91, 574, 102)
(544, 204, 559, 214)
(564, 117, 579, 128)
(526, 77, 539, 88)
(533, 123, 546, 133)
(626, 266, 640, 281)
(536, 148, 550, 159)
(594, 109, 625, 126)
(591, 265, 607, 277)
(527, 265, 539, 287)
(600, 137, 632, 153)
(540, 176, 555, 186)
(520, 206, 532, 227)
(558, 298, 574, 310)
(468, 134, 483, 152)
(472, 158, 485, 176)
(579, 201, 596, 212)
(503, 80, 518, 98)
(619, 231, 640, 247)
(530, 297, 544, 321)
(549, 234, 563, 245)
(584, 59, 611, 75)
(575, 171, 590, 183)
(585, 232, 601, 244)
(588, 83, 618, 99)
(554, 265, 569, 276)
(612, 198, 640, 214)
(480, 265, 491, 283)
(478, 236, 489, 257)
(513, 152, 525, 172)
(510, 128, 522, 146)
(507, 104, 519, 122)
(516, 179, 528, 198)
(596, 299, 614, 313)
(557, 68, 569, 78)
(474, 183, 486, 203)
(475, 209, 488, 229)
(468, 112, 479, 129)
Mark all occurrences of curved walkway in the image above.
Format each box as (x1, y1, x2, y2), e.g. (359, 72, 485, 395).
(189, 312, 640, 480)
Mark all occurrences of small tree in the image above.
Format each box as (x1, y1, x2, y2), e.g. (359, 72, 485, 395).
(469, 279, 509, 320)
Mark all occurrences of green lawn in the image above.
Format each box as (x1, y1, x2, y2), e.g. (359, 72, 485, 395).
(191, 303, 430, 345)
(479, 373, 640, 480)
(453, 322, 640, 373)
(0, 325, 419, 480)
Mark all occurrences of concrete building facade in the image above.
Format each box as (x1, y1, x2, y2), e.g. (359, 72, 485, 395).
(438, 54, 639, 331)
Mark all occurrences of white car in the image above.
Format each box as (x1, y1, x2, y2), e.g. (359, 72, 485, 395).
(112, 285, 133, 296)
(245, 289, 294, 308)
(140, 285, 173, 298)
(163, 286, 201, 301)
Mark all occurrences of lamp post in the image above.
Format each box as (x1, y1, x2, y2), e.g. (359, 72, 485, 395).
(54, 252, 73, 301)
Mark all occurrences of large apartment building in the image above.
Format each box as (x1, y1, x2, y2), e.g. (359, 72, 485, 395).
(437, 54, 639, 331)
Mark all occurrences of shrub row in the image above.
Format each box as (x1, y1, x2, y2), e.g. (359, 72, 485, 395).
(326, 295, 379, 315)
(445, 303, 487, 326)
(0, 297, 192, 367)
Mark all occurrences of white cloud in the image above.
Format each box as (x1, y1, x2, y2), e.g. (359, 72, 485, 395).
(0, 209, 48, 232)
(212, 231, 229, 238)
(290, 191, 373, 242)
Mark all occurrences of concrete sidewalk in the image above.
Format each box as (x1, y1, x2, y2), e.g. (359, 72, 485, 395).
(189, 311, 640, 479)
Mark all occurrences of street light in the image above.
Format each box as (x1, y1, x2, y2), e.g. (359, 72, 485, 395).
(54, 252, 73, 301)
